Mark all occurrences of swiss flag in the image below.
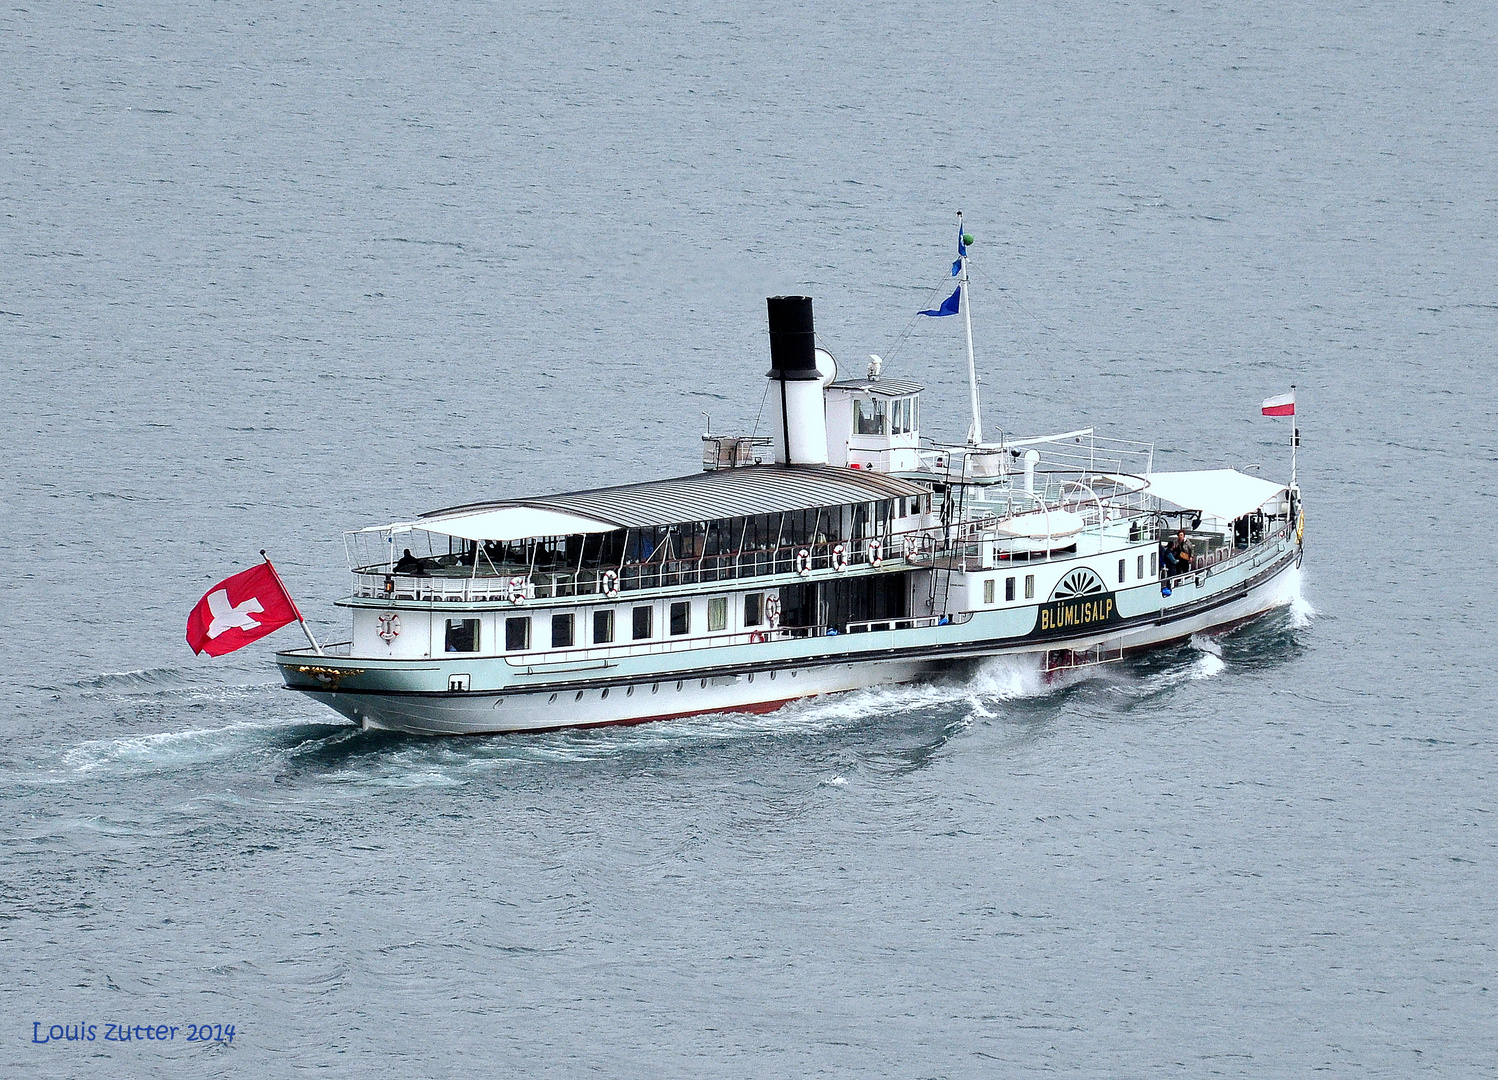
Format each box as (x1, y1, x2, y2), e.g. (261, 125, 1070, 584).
(186, 562, 300, 657)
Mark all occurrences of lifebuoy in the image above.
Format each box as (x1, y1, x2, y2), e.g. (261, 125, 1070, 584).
(831, 543, 847, 572)
(749, 630, 768, 644)
(763, 593, 781, 627)
(376, 611, 401, 641)
(795, 547, 812, 576)
(507, 576, 528, 604)
(602, 569, 620, 598)
(868, 539, 883, 568)
(902, 535, 918, 559)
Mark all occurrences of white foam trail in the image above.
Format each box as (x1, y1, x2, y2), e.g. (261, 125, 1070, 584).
(1187, 633, 1227, 679)
(58, 720, 337, 775)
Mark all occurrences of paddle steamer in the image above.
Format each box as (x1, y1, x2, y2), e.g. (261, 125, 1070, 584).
(277, 232, 1304, 734)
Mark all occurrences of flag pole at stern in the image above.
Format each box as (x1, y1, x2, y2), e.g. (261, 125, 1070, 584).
(261, 550, 324, 656)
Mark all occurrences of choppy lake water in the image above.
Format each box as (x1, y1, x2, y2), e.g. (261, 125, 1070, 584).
(4, 2, 1496, 1076)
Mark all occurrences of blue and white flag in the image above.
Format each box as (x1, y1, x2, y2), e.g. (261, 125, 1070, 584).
(919, 285, 961, 317)
(957, 224, 967, 258)
(951, 259, 961, 277)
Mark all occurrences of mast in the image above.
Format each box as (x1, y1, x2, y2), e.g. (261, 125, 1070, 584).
(957, 210, 982, 445)
(1290, 382, 1299, 487)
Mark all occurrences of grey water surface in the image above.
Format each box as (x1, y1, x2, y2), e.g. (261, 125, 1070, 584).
(4, 1, 1496, 1077)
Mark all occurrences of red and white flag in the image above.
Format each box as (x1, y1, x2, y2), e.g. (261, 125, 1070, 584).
(1261, 390, 1296, 417)
(187, 561, 300, 657)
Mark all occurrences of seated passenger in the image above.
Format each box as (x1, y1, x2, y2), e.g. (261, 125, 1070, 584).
(1162, 529, 1194, 575)
(393, 548, 427, 576)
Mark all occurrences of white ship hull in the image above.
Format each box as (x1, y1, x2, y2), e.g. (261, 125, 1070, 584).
(285, 548, 1300, 736)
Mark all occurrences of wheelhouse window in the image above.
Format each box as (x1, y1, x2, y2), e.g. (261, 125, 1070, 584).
(669, 601, 691, 636)
(1005, 576, 1016, 602)
(551, 613, 574, 649)
(632, 606, 653, 640)
(1137, 554, 1145, 579)
(593, 609, 614, 644)
(505, 616, 529, 652)
(1024, 574, 1035, 599)
(445, 618, 480, 653)
(707, 596, 727, 632)
(855, 397, 888, 435)
(1118, 559, 1126, 584)
(744, 593, 764, 627)
(891, 397, 915, 435)
(983, 579, 995, 605)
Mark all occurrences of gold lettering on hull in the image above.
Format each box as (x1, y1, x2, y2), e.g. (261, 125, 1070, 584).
(1037, 595, 1117, 633)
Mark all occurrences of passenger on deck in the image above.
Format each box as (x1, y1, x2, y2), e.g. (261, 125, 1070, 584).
(1163, 529, 1193, 576)
(393, 548, 427, 576)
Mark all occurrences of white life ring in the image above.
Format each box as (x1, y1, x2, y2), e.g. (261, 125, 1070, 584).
(749, 630, 768, 644)
(831, 543, 847, 572)
(868, 539, 883, 568)
(902, 535, 917, 559)
(795, 548, 812, 576)
(376, 611, 401, 642)
(507, 576, 528, 604)
(763, 593, 781, 627)
(602, 569, 620, 598)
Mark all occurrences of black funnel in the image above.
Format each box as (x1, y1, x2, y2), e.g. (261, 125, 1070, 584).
(766, 296, 819, 381)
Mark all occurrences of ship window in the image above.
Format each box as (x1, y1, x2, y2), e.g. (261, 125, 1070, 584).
(855, 397, 888, 435)
(505, 617, 530, 652)
(1024, 574, 1035, 599)
(1005, 576, 1016, 602)
(744, 592, 763, 627)
(593, 609, 614, 644)
(1137, 554, 1145, 579)
(708, 596, 727, 632)
(893, 397, 914, 434)
(632, 606, 653, 640)
(551, 613, 574, 649)
(445, 618, 479, 653)
(670, 601, 691, 636)
(1118, 559, 1126, 584)
(1150, 551, 1158, 577)
(983, 579, 995, 605)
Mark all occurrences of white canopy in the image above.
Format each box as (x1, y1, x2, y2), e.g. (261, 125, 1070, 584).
(1145, 469, 1287, 522)
(368, 506, 619, 542)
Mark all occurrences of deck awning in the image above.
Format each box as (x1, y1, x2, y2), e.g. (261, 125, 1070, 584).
(417, 465, 929, 535)
(370, 506, 618, 542)
(1145, 469, 1288, 521)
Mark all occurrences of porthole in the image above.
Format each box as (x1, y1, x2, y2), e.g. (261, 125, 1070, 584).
(675, 680, 683, 691)
(651, 683, 659, 694)
(626, 686, 635, 697)
(699, 678, 707, 689)
(601, 688, 609, 700)
(747, 673, 754, 683)
(575, 691, 584, 701)
(770, 670, 776, 680)
(547, 693, 557, 704)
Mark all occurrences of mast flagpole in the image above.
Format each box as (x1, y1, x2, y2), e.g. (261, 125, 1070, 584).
(958, 210, 982, 445)
(1291, 383, 1298, 487)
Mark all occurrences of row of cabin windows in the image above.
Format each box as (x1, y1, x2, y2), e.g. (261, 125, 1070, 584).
(446, 593, 770, 653)
(975, 551, 1161, 607)
(982, 575, 1036, 605)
